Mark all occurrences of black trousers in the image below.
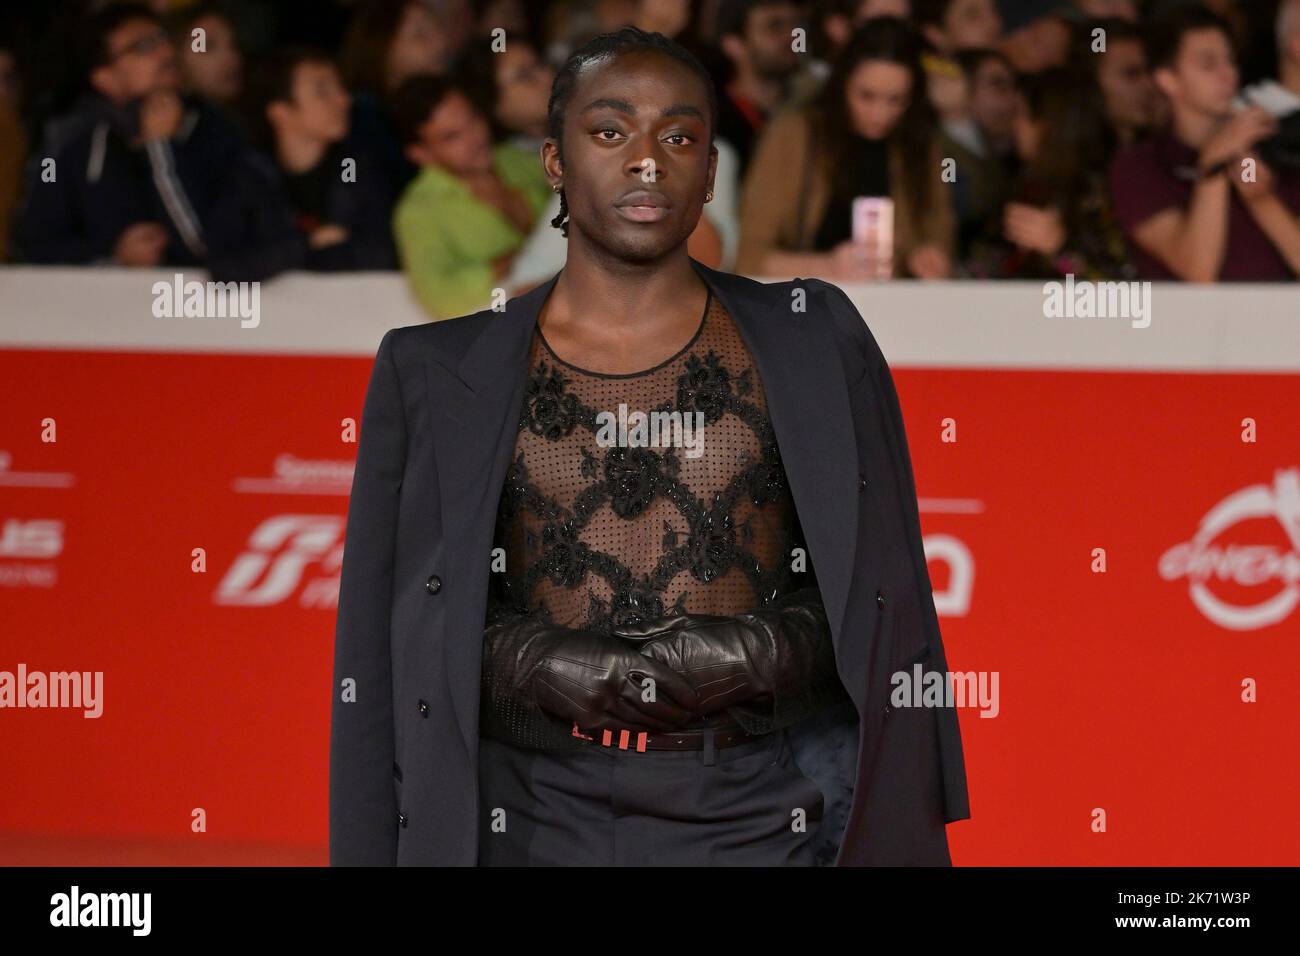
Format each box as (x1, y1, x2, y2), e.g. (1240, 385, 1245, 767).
(477, 727, 826, 866)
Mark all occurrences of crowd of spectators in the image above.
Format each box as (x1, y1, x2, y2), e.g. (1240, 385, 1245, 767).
(1, 0, 1297, 319)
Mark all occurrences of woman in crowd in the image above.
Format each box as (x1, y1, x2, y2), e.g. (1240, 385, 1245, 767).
(341, 0, 461, 192)
(964, 66, 1135, 280)
(737, 16, 955, 279)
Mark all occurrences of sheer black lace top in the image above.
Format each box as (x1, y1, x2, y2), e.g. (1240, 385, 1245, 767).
(489, 284, 808, 631)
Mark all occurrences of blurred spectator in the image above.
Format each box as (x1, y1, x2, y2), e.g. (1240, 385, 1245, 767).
(390, 75, 551, 318)
(787, 0, 916, 107)
(1074, 17, 1160, 146)
(1073, 0, 1136, 21)
(173, 3, 244, 107)
(206, 47, 398, 281)
(13, 1, 244, 266)
(455, 31, 555, 152)
(342, 0, 460, 193)
(941, 48, 1018, 256)
(0, 46, 22, 113)
(965, 66, 1134, 279)
(632, 0, 697, 38)
(0, 102, 26, 261)
(996, 0, 1075, 74)
(1236, 0, 1300, 117)
(738, 16, 955, 278)
(1108, 4, 1300, 280)
(917, 0, 1003, 53)
(713, 0, 808, 178)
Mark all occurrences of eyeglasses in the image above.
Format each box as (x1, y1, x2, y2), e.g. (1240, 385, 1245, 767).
(108, 28, 171, 61)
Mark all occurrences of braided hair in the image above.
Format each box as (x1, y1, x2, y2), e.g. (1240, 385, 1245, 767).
(545, 26, 718, 237)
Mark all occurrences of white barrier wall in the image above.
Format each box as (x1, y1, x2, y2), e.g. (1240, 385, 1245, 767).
(0, 266, 1297, 370)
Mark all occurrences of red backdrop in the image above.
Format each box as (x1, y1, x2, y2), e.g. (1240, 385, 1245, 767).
(2, 348, 1298, 864)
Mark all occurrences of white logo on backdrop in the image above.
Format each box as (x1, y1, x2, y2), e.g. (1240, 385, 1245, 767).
(214, 514, 343, 608)
(1158, 468, 1300, 630)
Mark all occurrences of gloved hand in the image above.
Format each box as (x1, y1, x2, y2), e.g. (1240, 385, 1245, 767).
(610, 587, 847, 732)
(482, 611, 703, 734)
(611, 612, 776, 715)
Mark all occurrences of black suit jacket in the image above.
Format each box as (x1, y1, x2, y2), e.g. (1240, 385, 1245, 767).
(330, 256, 971, 865)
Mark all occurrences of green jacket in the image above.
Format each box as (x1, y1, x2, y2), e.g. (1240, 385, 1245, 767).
(393, 144, 551, 320)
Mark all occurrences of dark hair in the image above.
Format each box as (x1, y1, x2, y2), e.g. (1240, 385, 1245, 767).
(913, 0, 957, 28)
(1012, 66, 1114, 231)
(810, 17, 937, 230)
(389, 73, 475, 146)
(715, 0, 796, 40)
(952, 46, 1015, 83)
(545, 25, 718, 237)
(1144, 3, 1235, 71)
(342, 0, 423, 94)
(1068, 17, 1142, 87)
(452, 30, 535, 141)
(241, 45, 336, 149)
(81, 2, 163, 80)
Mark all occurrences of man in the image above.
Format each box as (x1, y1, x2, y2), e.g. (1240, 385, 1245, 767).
(712, 0, 807, 178)
(1079, 17, 1159, 147)
(1108, 4, 1300, 281)
(330, 26, 969, 866)
(994, 0, 1074, 75)
(13, 2, 243, 266)
(205, 47, 397, 283)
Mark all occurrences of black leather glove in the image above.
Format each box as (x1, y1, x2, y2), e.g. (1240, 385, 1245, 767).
(481, 607, 703, 737)
(610, 587, 848, 734)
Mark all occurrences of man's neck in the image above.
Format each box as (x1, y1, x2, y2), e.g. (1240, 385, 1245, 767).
(1170, 103, 1224, 151)
(540, 243, 707, 347)
(276, 131, 331, 173)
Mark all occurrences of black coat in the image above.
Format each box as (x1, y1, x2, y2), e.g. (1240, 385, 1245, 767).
(329, 256, 971, 865)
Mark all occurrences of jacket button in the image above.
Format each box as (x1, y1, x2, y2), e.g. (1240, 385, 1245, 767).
(418, 699, 429, 717)
(877, 590, 885, 609)
(859, 475, 867, 493)
(425, 574, 442, 594)
(398, 811, 408, 828)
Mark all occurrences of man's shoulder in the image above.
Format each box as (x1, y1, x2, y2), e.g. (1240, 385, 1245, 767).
(382, 304, 504, 368)
(707, 266, 880, 365)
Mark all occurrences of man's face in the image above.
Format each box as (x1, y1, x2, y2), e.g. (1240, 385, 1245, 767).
(182, 13, 242, 102)
(845, 60, 912, 140)
(547, 50, 716, 262)
(736, 2, 803, 80)
(410, 90, 493, 173)
(92, 17, 180, 101)
(275, 61, 351, 144)
(494, 44, 554, 136)
(942, 0, 1002, 51)
(387, 2, 451, 90)
(1158, 27, 1238, 118)
(1097, 38, 1155, 131)
(968, 57, 1018, 141)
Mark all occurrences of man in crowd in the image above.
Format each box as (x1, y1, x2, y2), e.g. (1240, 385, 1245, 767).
(13, 2, 244, 267)
(1108, 4, 1300, 281)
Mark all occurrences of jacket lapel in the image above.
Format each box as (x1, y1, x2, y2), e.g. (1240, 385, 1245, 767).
(689, 259, 859, 679)
(426, 258, 861, 760)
